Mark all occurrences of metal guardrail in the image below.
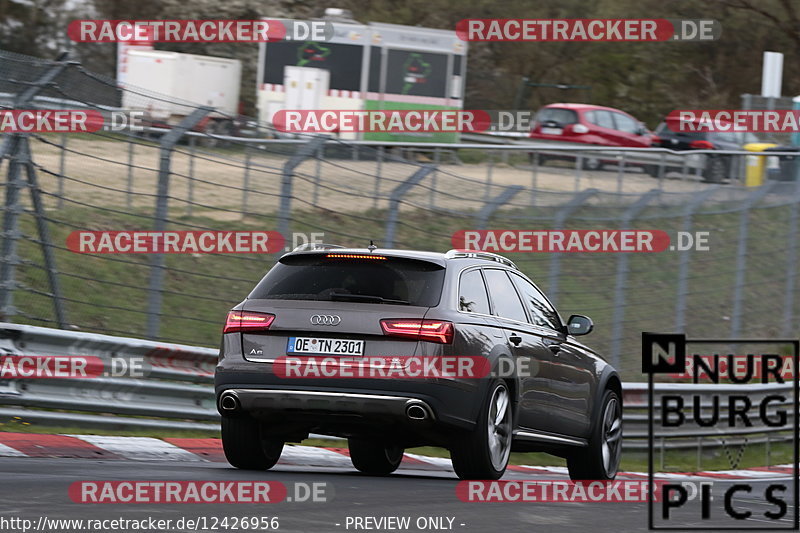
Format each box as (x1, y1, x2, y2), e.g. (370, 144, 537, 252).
(0, 323, 794, 465)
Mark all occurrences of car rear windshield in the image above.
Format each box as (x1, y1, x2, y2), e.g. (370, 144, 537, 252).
(536, 108, 578, 126)
(248, 254, 446, 307)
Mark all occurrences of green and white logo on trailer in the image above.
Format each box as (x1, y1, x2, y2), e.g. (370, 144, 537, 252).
(257, 20, 467, 142)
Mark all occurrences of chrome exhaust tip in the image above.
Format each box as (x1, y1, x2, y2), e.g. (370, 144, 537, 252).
(220, 393, 240, 412)
(406, 403, 428, 421)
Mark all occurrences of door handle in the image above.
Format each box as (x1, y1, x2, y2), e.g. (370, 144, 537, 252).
(509, 334, 522, 346)
(548, 343, 562, 355)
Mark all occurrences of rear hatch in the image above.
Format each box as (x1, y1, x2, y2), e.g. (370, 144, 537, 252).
(531, 107, 579, 138)
(238, 252, 447, 364)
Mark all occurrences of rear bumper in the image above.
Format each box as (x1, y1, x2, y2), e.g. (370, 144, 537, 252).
(218, 388, 435, 422)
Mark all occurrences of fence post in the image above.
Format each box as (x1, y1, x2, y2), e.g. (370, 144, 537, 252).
(186, 135, 195, 217)
(530, 152, 539, 206)
(476, 186, 524, 230)
(609, 189, 661, 369)
(58, 133, 66, 209)
(484, 151, 494, 201)
(384, 165, 435, 248)
(126, 137, 135, 210)
(674, 186, 720, 332)
(145, 107, 212, 340)
(0, 56, 71, 322)
(277, 136, 328, 239)
(373, 146, 384, 209)
(0, 136, 25, 321)
(241, 142, 251, 217)
(23, 141, 67, 327)
(731, 182, 776, 339)
(781, 179, 800, 337)
(547, 189, 599, 306)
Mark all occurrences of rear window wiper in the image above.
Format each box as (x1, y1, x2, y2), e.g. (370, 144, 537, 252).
(329, 292, 410, 305)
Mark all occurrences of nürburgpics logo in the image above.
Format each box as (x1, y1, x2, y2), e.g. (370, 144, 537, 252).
(643, 333, 799, 530)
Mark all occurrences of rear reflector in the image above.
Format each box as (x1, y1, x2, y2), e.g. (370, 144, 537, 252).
(380, 319, 454, 344)
(223, 311, 275, 333)
(689, 140, 715, 150)
(326, 253, 387, 260)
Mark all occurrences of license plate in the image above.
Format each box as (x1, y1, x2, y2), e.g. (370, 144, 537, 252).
(541, 127, 563, 135)
(287, 337, 365, 356)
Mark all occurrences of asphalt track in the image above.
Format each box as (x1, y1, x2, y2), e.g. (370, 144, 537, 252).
(0, 456, 796, 533)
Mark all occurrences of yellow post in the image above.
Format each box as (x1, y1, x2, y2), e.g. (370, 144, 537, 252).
(744, 142, 777, 186)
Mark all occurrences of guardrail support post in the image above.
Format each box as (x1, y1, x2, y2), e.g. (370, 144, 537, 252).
(145, 107, 212, 340)
(384, 165, 435, 248)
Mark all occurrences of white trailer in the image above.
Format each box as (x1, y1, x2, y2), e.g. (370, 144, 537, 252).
(121, 49, 241, 129)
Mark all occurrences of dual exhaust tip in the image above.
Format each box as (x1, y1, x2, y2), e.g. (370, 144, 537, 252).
(220, 392, 432, 422)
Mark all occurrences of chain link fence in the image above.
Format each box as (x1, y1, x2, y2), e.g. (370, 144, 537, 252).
(2, 50, 799, 381)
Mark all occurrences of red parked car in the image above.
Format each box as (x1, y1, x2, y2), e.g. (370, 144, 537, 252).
(529, 103, 653, 169)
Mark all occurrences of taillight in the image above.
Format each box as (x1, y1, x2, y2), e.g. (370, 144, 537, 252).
(380, 319, 454, 344)
(689, 140, 715, 150)
(223, 310, 275, 333)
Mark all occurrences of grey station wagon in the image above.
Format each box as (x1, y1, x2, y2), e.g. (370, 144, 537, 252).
(215, 245, 622, 480)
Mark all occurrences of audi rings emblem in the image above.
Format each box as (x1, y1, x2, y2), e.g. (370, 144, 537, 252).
(310, 314, 341, 326)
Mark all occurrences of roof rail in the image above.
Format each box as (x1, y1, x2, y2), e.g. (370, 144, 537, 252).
(444, 249, 518, 269)
(292, 243, 346, 252)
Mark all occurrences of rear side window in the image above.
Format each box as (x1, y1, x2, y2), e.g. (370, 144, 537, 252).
(612, 112, 639, 134)
(590, 110, 615, 129)
(458, 269, 490, 314)
(483, 269, 527, 323)
(536, 108, 578, 126)
(249, 255, 445, 307)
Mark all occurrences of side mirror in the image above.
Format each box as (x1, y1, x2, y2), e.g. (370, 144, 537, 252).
(566, 314, 593, 336)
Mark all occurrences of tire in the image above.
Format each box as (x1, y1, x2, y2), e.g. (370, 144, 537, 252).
(702, 156, 728, 183)
(529, 153, 548, 166)
(579, 156, 601, 171)
(567, 389, 622, 480)
(221, 415, 284, 470)
(348, 438, 404, 475)
(450, 380, 512, 480)
(643, 165, 660, 178)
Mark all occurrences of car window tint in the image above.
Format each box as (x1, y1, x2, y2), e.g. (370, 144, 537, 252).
(458, 269, 490, 314)
(483, 269, 528, 323)
(536, 108, 578, 126)
(249, 255, 445, 306)
(595, 110, 615, 129)
(510, 273, 562, 331)
(612, 112, 639, 134)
